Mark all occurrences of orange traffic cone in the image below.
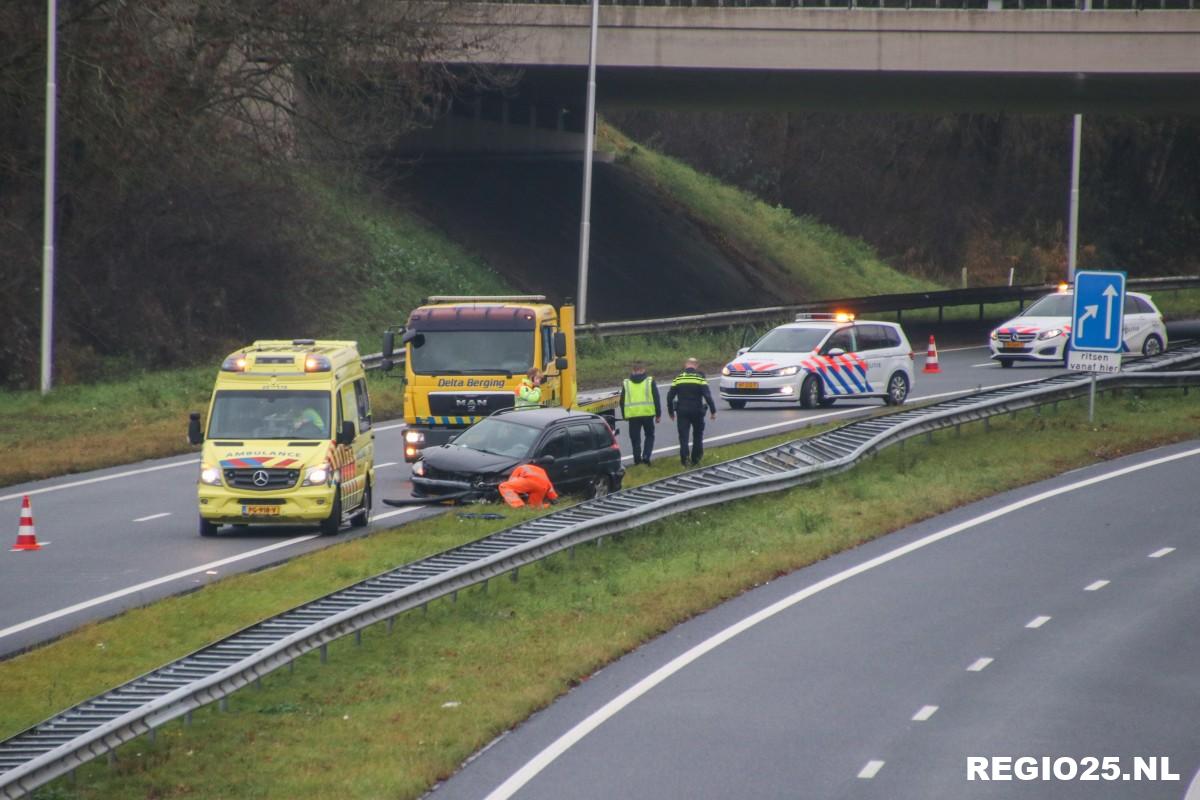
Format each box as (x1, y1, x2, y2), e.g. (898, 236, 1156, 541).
(923, 335, 941, 374)
(11, 495, 44, 551)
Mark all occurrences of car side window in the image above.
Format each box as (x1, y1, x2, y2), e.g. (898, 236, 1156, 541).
(1131, 297, 1153, 314)
(339, 384, 357, 434)
(823, 329, 856, 354)
(354, 378, 372, 432)
(568, 425, 593, 455)
(539, 429, 569, 460)
(589, 421, 612, 449)
(542, 325, 555, 369)
(881, 326, 902, 348)
(1123, 296, 1139, 315)
(856, 325, 882, 352)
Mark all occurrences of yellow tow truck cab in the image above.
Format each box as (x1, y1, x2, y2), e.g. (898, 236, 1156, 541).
(188, 339, 374, 537)
(381, 296, 619, 462)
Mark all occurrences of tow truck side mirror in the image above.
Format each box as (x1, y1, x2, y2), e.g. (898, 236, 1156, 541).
(401, 329, 423, 347)
(553, 331, 567, 358)
(337, 421, 355, 446)
(555, 356, 568, 370)
(382, 330, 395, 358)
(187, 412, 203, 446)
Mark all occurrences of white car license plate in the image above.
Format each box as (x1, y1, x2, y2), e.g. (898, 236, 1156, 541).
(735, 381, 759, 389)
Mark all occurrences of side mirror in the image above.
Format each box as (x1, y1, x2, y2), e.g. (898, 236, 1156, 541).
(553, 331, 567, 358)
(401, 329, 423, 347)
(555, 356, 568, 370)
(535, 454, 555, 466)
(336, 421, 355, 446)
(187, 412, 203, 446)
(826, 347, 846, 357)
(736, 347, 749, 356)
(382, 329, 395, 359)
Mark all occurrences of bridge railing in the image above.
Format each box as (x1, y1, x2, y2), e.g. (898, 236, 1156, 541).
(484, 0, 1198, 10)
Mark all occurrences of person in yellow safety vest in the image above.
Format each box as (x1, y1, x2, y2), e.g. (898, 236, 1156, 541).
(498, 463, 559, 508)
(515, 367, 543, 408)
(667, 357, 717, 467)
(620, 361, 661, 466)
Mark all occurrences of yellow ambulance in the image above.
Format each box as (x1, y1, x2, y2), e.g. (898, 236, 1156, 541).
(188, 339, 375, 537)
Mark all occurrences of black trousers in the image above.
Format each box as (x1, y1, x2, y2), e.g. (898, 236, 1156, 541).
(676, 411, 706, 464)
(627, 417, 655, 464)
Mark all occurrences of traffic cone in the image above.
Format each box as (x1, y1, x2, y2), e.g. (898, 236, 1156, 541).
(12, 495, 43, 551)
(923, 335, 941, 374)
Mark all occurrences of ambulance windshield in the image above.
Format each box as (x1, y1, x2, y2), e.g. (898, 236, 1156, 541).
(409, 330, 534, 375)
(208, 390, 331, 440)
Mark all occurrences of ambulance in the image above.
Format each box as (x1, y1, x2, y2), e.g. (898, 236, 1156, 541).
(188, 340, 374, 537)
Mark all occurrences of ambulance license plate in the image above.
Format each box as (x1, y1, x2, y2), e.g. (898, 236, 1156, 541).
(242, 505, 281, 517)
(735, 381, 759, 389)
(1002, 341, 1024, 349)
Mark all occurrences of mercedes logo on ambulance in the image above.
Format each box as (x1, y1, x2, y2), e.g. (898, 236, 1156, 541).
(252, 470, 270, 487)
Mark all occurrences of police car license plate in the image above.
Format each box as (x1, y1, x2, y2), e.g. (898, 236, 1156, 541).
(242, 505, 281, 516)
(1002, 341, 1024, 349)
(735, 381, 758, 389)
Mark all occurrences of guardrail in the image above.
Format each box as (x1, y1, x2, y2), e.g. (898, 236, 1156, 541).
(361, 276, 1199, 370)
(481, 0, 1199, 9)
(3, 342, 1200, 798)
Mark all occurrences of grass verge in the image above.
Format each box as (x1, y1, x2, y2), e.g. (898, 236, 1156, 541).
(4, 387, 1199, 798)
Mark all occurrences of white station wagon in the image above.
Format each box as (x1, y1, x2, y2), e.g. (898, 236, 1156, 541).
(989, 289, 1167, 367)
(719, 314, 916, 409)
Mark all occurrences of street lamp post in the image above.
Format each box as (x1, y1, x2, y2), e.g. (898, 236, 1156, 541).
(575, 0, 599, 325)
(41, 0, 58, 394)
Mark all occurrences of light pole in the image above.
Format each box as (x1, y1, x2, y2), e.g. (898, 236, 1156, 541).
(575, 0, 599, 325)
(41, 0, 58, 394)
(1067, 113, 1082, 284)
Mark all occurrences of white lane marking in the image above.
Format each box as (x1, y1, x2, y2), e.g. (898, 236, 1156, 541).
(373, 507, 422, 522)
(912, 705, 939, 722)
(1084, 580, 1109, 591)
(376, 462, 398, 469)
(1025, 615, 1052, 629)
(482, 444, 1200, 800)
(0, 535, 319, 643)
(375, 423, 406, 432)
(971, 362, 999, 368)
(1183, 764, 1200, 800)
(133, 512, 171, 523)
(0, 459, 200, 503)
(966, 657, 994, 672)
(939, 345, 990, 353)
(1149, 547, 1175, 559)
(858, 760, 886, 779)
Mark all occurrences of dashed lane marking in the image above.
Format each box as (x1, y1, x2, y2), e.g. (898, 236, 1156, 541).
(912, 705, 939, 722)
(967, 658, 994, 672)
(1084, 580, 1109, 591)
(1025, 615, 1052, 629)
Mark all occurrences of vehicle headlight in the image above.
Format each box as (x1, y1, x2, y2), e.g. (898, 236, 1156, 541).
(302, 463, 331, 486)
(404, 430, 424, 444)
(776, 366, 800, 376)
(721, 365, 731, 376)
(1037, 328, 1064, 340)
(200, 466, 222, 486)
(411, 460, 426, 477)
(989, 330, 999, 341)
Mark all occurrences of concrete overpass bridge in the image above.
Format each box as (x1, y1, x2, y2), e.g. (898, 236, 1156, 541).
(401, 5, 1200, 154)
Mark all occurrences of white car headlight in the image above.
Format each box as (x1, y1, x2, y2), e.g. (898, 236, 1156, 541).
(200, 466, 222, 486)
(411, 460, 426, 477)
(989, 330, 1000, 341)
(1037, 328, 1065, 340)
(302, 463, 331, 486)
(776, 366, 800, 376)
(404, 430, 424, 444)
(721, 365, 731, 376)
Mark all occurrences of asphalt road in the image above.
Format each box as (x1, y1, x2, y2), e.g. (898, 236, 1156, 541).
(0, 345, 1077, 657)
(430, 441, 1200, 800)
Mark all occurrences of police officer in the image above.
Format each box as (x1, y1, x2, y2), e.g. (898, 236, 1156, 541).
(620, 361, 661, 466)
(666, 357, 716, 467)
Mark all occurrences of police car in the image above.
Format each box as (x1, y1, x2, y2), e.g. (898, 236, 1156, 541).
(988, 287, 1167, 368)
(719, 314, 915, 409)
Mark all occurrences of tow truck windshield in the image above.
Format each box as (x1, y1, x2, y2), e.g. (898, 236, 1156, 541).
(409, 330, 533, 375)
(208, 390, 331, 440)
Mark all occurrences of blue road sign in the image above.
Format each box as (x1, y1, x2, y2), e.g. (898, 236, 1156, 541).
(1071, 271, 1126, 353)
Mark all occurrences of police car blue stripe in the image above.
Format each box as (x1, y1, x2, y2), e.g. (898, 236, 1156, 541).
(825, 363, 856, 395)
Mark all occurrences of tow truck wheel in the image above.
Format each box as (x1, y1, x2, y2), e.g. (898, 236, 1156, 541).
(320, 494, 343, 536)
(350, 483, 372, 528)
(199, 517, 219, 537)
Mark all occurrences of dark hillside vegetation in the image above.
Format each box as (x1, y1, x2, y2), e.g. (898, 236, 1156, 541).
(610, 110, 1200, 285)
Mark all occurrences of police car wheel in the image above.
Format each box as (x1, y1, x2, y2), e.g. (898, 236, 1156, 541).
(1142, 335, 1163, 357)
(350, 483, 372, 528)
(799, 376, 821, 410)
(727, 399, 747, 410)
(320, 494, 343, 536)
(999, 358, 1014, 369)
(884, 372, 910, 406)
(199, 517, 219, 537)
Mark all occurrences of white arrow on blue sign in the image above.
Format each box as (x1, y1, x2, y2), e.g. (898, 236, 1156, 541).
(1070, 270, 1126, 353)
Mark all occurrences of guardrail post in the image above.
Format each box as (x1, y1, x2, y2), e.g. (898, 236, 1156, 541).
(452, 590, 458, 604)
(148, 728, 156, 744)
(107, 752, 116, 767)
(320, 643, 328, 663)
(219, 698, 228, 712)
(511, 567, 520, 583)
(355, 630, 362, 647)
(482, 579, 489, 594)
(185, 710, 192, 726)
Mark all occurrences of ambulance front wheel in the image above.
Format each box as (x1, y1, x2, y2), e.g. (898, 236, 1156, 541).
(199, 517, 219, 537)
(320, 493, 343, 536)
(350, 482, 372, 528)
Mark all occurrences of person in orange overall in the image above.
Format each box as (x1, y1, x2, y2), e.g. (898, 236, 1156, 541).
(498, 463, 559, 509)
